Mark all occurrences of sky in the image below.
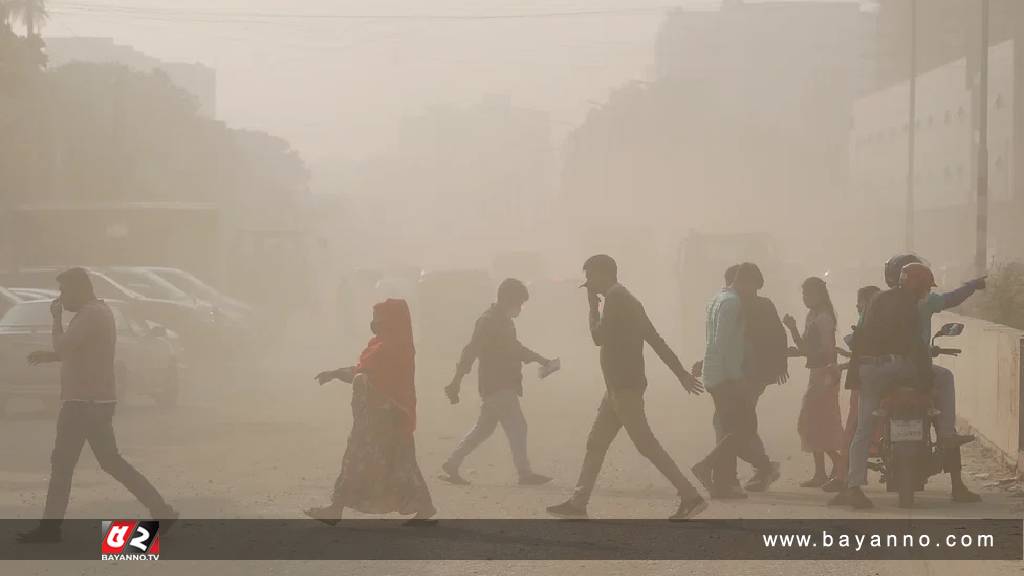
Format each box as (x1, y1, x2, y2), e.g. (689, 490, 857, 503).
(42, 1, 870, 167)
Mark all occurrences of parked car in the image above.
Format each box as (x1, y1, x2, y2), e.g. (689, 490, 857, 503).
(130, 266, 255, 371)
(0, 267, 220, 366)
(0, 267, 145, 301)
(8, 287, 58, 302)
(0, 287, 18, 320)
(0, 299, 181, 415)
(140, 266, 251, 322)
(98, 266, 197, 304)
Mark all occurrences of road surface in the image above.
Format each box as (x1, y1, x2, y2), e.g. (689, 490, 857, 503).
(1, 339, 1020, 575)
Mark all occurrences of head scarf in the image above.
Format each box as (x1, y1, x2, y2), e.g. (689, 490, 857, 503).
(355, 298, 417, 434)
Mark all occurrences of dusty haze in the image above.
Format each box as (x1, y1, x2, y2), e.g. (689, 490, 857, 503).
(2, 0, 1022, 574)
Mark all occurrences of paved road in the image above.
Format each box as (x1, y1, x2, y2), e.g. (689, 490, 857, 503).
(1, 348, 1020, 574)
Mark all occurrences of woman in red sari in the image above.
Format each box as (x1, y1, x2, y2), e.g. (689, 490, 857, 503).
(306, 298, 436, 524)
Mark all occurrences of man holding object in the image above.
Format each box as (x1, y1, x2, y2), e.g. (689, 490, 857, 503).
(441, 278, 556, 486)
(547, 255, 707, 520)
(18, 268, 177, 544)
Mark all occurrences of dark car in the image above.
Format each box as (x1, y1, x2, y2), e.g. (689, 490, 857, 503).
(0, 299, 181, 415)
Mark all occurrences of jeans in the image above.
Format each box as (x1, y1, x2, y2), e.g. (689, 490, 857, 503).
(711, 380, 768, 485)
(570, 385, 698, 506)
(446, 389, 532, 477)
(931, 365, 956, 438)
(43, 402, 172, 522)
(846, 358, 918, 487)
(704, 379, 771, 487)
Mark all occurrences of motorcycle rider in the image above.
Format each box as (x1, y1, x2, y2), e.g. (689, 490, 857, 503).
(830, 262, 936, 509)
(883, 255, 983, 503)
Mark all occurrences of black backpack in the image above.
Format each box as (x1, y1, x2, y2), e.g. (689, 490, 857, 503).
(742, 296, 788, 386)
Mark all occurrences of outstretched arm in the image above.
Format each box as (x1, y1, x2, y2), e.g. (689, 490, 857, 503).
(454, 317, 486, 378)
(446, 316, 487, 403)
(316, 366, 355, 385)
(27, 350, 60, 365)
(783, 314, 805, 353)
(518, 342, 549, 366)
(642, 307, 703, 395)
(937, 277, 985, 311)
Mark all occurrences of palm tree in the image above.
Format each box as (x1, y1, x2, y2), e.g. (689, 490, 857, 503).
(9, 0, 46, 37)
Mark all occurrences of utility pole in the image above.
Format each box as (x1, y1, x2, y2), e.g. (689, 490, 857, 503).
(975, 0, 990, 275)
(905, 0, 917, 252)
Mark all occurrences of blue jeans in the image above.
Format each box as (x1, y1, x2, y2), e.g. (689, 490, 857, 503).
(931, 365, 956, 438)
(846, 359, 917, 488)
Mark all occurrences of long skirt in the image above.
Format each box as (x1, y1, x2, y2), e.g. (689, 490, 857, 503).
(331, 375, 434, 515)
(797, 367, 844, 453)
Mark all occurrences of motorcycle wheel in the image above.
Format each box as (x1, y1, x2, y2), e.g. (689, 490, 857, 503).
(894, 442, 917, 508)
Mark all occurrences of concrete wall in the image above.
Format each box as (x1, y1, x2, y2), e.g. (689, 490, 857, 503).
(934, 312, 1022, 470)
(850, 40, 1015, 212)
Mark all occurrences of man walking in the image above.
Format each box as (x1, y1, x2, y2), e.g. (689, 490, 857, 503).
(18, 268, 177, 543)
(546, 255, 707, 520)
(692, 263, 781, 499)
(441, 278, 555, 485)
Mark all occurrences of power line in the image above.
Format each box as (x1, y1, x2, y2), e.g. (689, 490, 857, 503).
(50, 2, 691, 24)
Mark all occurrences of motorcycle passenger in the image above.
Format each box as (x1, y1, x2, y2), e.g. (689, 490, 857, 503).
(884, 255, 983, 503)
(830, 262, 935, 509)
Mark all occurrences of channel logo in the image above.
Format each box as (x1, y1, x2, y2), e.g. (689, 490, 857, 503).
(101, 520, 161, 561)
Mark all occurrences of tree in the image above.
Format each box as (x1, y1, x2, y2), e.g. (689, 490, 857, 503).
(8, 0, 46, 37)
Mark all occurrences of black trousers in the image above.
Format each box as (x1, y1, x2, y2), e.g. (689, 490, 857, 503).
(705, 380, 770, 488)
(43, 402, 171, 523)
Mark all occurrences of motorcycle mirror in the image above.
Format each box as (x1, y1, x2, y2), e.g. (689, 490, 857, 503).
(934, 322, 964, 338)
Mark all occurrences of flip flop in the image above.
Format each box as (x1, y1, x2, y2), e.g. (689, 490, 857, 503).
(304, 507, 342, 526)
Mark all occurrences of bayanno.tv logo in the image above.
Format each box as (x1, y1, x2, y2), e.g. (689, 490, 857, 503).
(101, 520, 161, 561)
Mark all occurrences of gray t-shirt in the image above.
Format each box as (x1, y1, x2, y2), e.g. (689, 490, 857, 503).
(57, 299, 117, 402)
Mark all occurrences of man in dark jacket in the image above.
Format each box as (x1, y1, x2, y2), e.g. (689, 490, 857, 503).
(441, 278, 555, 485)
(831, 262, 936, 509)
(546, 255, 707, 520)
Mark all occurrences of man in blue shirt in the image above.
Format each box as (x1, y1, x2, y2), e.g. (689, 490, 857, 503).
(692, 263, 779, 499)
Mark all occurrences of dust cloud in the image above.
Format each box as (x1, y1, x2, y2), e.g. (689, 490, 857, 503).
(1, 0, 1020, 573)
